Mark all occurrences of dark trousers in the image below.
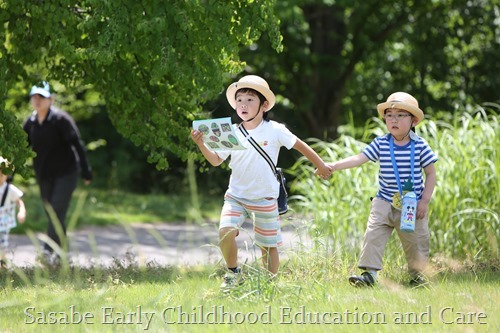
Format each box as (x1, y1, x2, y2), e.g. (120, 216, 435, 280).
(38, 171, 78, 253)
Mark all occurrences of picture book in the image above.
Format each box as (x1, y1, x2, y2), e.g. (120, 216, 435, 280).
(192, 117, 246, 151)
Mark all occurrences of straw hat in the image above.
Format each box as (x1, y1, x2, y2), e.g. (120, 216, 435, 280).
(377, 92, 424, 124)
(226, 75, 276, 111)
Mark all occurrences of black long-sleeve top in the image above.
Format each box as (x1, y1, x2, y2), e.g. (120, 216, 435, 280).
(23, 107, 93, 181)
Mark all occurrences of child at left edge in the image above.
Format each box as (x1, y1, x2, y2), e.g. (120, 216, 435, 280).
(0, 157, 27, 269)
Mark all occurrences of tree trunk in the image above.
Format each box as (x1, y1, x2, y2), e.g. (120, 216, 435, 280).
(300, 4, 348, 139)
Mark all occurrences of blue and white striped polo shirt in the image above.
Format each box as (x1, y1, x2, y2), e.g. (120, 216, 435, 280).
(363, 132, 438, 203)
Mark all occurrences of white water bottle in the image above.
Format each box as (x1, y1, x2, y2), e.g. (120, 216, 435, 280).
(400, 192, 417, 232)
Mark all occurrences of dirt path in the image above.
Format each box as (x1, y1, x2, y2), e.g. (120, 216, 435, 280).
(5, 221, 311, 268)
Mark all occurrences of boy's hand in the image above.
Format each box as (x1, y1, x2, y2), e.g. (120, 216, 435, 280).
(191, 129, 204, 146)
(416, 200, 428, 220)
(17, 212, 26, 224)
(315, 163, 333, 180)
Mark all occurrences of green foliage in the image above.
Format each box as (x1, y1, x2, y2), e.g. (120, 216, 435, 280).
(289, 106, 499, 260)
(0, 0, 282, 174)
(2, 0, 498, 193)
(241, 0, 499, 140)
(0, 58, 34, 176)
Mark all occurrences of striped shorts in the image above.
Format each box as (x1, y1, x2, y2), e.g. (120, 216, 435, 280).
(220, 194, 282, 248)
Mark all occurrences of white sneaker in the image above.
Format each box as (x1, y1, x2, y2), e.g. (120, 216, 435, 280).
(220, 271, 244, 289)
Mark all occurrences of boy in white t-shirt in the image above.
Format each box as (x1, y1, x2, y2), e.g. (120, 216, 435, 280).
(191, 75, 332, 289)
(0, 157, 27, 269)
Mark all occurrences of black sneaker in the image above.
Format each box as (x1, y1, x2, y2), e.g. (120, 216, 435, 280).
(409, 275, 428, 287)
(38, 250, 61, 268)
(349, 271, 376, 287)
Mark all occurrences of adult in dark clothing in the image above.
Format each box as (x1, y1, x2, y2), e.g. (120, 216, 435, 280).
(23, 82, 92, 264)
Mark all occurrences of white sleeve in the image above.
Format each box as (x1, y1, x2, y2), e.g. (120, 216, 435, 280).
(275, 122, 297, 150)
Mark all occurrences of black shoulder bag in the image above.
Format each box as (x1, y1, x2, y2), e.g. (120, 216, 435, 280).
(239, 125, 288, 215)
(1, 184, 9, 207)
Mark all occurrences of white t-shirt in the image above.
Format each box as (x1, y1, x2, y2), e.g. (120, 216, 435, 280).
(0, 182, 23, 232)
(217, 120, 297, 199)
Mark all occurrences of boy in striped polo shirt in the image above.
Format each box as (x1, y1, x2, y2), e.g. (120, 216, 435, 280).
(322, 92, 437, 287)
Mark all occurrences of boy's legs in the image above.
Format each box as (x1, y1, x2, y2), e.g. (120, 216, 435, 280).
(357, 198, 394, 271)
(219, 195, 282, 274)
(253, 198, 282, 274)
(219, 195, 248, 272)
(260, 247, 279, 274)
(351, 198, 394, 286)
(219, 227, 239, 269)
(397, 214, 430, 281)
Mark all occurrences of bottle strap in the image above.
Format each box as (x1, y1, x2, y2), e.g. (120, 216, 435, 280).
(238, 124, 280, 181)
(389, 136, 415, 195)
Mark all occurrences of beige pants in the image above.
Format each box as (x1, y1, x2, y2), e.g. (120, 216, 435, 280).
(358, 197, 430, 276)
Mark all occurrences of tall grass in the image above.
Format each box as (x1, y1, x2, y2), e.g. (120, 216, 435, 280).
(289, 106, 499, 261)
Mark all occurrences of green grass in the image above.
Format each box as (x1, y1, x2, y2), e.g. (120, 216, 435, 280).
(0, 251, 498, 333)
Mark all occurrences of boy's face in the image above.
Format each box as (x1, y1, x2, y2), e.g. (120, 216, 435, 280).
(235, 90, 268, 122)
(384, 108, 416, 136)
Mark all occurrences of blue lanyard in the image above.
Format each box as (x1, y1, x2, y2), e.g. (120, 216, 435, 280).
(389, 136, 415, 195)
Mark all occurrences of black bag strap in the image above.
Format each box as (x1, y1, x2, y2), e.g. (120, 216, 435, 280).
(238, 124, 280, 181)
(1, 184, 9, 207)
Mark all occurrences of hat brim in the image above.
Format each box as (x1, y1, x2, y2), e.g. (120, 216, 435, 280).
(377, 101, 424, 124)
(29, 87, 51, 98)
(226, 82, 276, 111)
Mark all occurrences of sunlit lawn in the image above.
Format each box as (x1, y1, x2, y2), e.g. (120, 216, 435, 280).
(0, 254, 498, 333)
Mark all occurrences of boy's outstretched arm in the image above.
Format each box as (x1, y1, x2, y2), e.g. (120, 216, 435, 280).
(325, 153, 369, 172)
(293, 138, 332, 179)
(191, 129, 224, 166)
